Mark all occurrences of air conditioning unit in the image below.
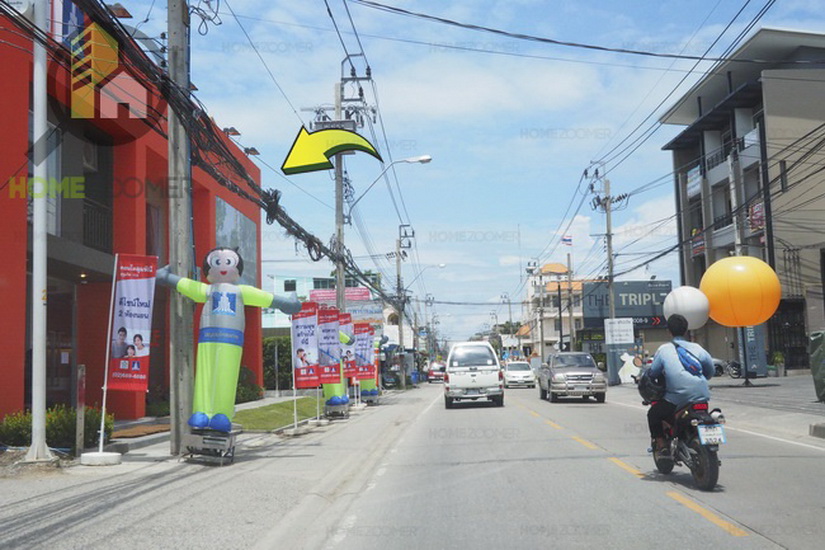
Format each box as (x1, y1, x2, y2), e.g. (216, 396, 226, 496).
(82, 140, 98, 172)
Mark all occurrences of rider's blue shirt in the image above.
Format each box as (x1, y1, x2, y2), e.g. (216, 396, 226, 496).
(649, 336, 714, 409)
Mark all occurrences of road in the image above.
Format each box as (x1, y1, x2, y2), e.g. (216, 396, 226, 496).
(1, 382, 824, 549)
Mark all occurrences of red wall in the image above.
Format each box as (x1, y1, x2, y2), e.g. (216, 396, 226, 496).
(0, 24, 31, 418)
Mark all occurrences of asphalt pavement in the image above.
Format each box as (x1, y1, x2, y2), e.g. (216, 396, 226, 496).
(2, 379, 825, 549)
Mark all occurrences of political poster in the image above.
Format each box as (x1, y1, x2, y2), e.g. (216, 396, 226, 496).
(107, 254, 157, 392)
(340, 313, 356, 378)
(291, 302, 320, 388)
(318, 307, 341, 384)
(354, 323, 375, 380)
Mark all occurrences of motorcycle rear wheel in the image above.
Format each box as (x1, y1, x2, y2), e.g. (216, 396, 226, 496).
(652, 442, 674, 474)
(688, 437, 719, 491)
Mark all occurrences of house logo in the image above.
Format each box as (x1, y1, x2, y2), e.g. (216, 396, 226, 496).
(212, 292, 237, 316)
(70, 22, 148, 120)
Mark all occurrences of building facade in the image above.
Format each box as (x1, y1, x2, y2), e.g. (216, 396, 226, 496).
(0, 5, 265, 419)
(523, 263, 584, 357)
(661, 28, 825, 368)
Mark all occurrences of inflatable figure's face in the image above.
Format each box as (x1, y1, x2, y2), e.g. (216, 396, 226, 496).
(205, 248, 242, 284)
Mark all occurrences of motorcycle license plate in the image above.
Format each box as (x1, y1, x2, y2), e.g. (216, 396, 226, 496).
(698, 424, 726, 445)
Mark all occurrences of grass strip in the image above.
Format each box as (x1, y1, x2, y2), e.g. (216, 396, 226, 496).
(233, 397, 323, 431)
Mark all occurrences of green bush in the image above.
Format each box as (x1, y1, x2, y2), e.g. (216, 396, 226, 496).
(236, 366, 263, 404)
(146, 384, 170, 417)
(263, 335, 293, 390)
(0, 405, 113, 453)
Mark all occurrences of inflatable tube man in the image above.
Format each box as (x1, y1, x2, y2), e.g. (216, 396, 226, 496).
(157, 247, 301, 432)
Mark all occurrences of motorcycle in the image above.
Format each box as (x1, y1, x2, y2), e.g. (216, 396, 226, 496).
(637, 370, 727, 491)
(713, 358, 742, 378)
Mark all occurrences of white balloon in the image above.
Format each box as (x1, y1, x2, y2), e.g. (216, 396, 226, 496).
(663, 286, 710, 330)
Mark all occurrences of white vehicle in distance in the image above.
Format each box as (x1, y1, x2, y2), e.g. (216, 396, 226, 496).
(503, 361, 536, 388)
(444, 341, 504, 408)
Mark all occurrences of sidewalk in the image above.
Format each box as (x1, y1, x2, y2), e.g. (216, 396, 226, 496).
(106, 392, 306, 454)
(612, 369, 825, 444)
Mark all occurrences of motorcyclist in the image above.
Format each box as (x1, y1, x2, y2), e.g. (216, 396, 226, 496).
(647, 314, 714, 455)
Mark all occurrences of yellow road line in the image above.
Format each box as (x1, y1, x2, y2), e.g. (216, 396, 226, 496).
(544, 419, 563, 430)
(666, 491, 749, 537)
(571, 436, 599, 450)
(529, 410, 541, 418)
(608, 457, 644, 478)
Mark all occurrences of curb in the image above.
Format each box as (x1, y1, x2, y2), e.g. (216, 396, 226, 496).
(810, 423, 825, 439)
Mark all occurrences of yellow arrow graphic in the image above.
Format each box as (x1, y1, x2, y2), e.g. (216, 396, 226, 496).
(281, 127, 383, 175)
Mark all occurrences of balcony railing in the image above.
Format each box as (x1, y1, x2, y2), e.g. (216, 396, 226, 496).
(83, 199, 112, 253)
(705, 146, 730, 171)
(713, 212, 733, 230)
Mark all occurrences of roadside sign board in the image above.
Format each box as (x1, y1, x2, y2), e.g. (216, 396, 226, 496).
(605, 318, 635, 345)
(583, 280, 671, 329)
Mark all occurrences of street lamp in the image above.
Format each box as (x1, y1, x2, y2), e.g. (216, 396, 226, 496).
(348, 155, 432, 215)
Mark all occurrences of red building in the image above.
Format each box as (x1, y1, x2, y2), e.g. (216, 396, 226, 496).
(0, 5, 266, 420)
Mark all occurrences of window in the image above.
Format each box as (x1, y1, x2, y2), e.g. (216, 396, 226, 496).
(313, 278, 334, 289)
(506, 363, 531, 371)
(553, 354, 596, 368)
(284, 279, 297, 292)
(450, 346, 496, 367)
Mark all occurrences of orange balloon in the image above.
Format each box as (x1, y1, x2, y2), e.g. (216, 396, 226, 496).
(699, 256, 781, 327)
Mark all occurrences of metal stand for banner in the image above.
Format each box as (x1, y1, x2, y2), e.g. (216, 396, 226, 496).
(324, 403, 350, 418)
(181, 426, 241, 466)
(81, 254, 121, 467)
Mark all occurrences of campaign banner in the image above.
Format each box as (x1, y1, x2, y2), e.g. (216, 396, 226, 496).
(318, 307, 341, 384)
(340, 313, 356, 378)
(107, 255, 157, 392)
(354, 323, 375, 380)
(309, 287, 371, 302)
(291, 302, 320, 388)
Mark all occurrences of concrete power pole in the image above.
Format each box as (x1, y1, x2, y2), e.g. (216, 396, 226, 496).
(334, 83, 346, 312)
(167, 0, 195, 455)
(26, 0, 52, 462)
(567, 253, 576, 351)
(396, 237, 405, 389)
(538, 272, 545, 360)
(604, 178, 616, 321)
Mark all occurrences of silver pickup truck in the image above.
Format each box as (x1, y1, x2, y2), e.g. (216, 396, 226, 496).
(444, 341, 504, 408)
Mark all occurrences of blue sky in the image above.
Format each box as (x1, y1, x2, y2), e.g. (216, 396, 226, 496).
(122, 0, 825, 341)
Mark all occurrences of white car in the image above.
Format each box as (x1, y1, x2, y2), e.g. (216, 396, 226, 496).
(444, 341, 504, 408)
(503, 361, 536, 388)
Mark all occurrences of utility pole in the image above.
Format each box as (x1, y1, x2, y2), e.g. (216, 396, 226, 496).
(26, 0, 52, 462)
(502, 292, 513, 357)
(334, 83, 346, 312)
(167, 0, 195, 455)
(527, 261, 545, 360)
(567, 253, 576, 351)
(556, 282, 564, 351)
(729, 149, 753, 386)
(604, 178, 616, 321)
(395, 225, 414, 389)
(395, 236, 405, 389)
(590, 167, 628, 386)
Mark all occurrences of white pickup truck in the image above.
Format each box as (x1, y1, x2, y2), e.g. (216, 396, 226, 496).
(444, 341, 504, 408)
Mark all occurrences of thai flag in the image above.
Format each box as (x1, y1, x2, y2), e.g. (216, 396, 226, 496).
(562, 235, 573, 246)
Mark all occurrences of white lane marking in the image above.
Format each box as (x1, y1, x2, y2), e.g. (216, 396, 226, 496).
(611, 399, 825, 452)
